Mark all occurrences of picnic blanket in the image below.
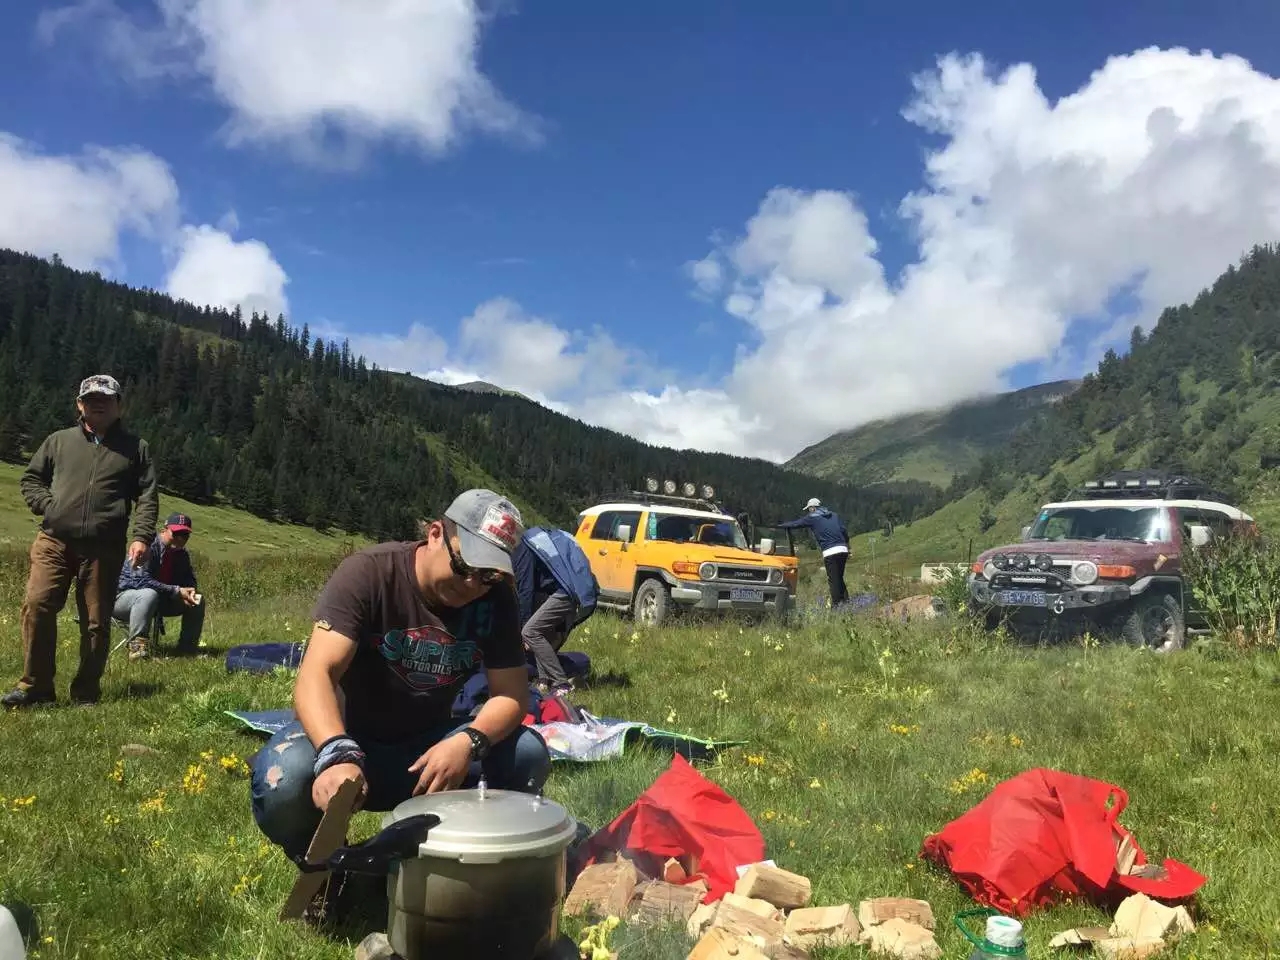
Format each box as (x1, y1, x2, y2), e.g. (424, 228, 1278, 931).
(224, 707, 741, 764)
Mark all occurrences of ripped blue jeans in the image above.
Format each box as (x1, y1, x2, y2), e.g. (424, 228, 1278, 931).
(249, 719, 552, 861)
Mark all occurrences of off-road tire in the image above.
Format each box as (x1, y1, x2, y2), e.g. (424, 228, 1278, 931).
(633, 578, 670, 627)
(1120, 591, 1185, 653)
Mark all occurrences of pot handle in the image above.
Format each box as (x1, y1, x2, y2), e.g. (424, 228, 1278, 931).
(303, 813, 440, 876)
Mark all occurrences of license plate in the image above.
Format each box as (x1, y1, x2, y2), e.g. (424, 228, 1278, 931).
(730, 587, 764, 603)
(997, 590, 1047, 607)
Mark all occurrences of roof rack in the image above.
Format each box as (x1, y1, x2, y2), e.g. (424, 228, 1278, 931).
(604, 490, 729, 514)
(1072, 469, 1235, 506)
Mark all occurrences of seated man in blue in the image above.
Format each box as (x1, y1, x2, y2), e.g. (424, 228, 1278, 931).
(249, 488, 551, 916)
(113, 512, 203, 660)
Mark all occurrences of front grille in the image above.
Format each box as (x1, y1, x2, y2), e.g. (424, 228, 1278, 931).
(717, 566, 769, 583)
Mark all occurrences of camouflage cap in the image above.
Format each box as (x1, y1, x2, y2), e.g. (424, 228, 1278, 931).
(77, 374, 122, 399)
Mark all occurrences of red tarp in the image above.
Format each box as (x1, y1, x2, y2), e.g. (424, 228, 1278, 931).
(580, 754, 765, 902)
(920, 768, 1206, 916)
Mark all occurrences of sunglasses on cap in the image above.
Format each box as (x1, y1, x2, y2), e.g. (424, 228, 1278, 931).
(441, 520, 506, 586)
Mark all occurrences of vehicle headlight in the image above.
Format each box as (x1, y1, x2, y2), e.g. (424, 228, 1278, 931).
(769, 568, 783, 585)
(983, 562, 998, 580)
(698, 562, 716, 581)
(1072, 561, 1098, 585)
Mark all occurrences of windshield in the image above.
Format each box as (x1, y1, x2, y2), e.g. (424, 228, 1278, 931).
(1027, 505, 1168, 542)
(647, 512, 748, 549)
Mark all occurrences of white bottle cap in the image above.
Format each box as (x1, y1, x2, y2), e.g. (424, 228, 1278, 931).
(986, 915, 1024, 948)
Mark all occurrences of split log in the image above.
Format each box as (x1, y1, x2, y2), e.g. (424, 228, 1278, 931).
(857, 897, 935, 932)
(785, 904, 860, 949)
(733, 864, 812, 910)
(563, 860, 639, 919)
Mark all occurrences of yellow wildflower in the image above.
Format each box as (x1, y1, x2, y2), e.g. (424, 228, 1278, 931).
(103, 812, 120, 827)
(889, 723, 920, 736)
(108, 760, 125, 784)
(746, 754, 766, 767)
(9, 796, 35, 811)
(817, 720, 830, 735)
(809, 778, 822, 789)
(139, 789, 167, 814)
(711, 686, 729, 704)
(219, 755, 250, 777)
(199, 750, 214, 763)
(182, 763, 208, 795)
(949, 768, 989, 795)
(1008, 734, 1025, 748)
(762, 809, 778, 822)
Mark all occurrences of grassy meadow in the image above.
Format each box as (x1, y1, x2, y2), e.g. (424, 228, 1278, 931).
(0, 498, 1277, 958)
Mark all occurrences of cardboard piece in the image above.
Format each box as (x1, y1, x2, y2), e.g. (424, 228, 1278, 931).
(1049, 926, 1112, 950)
(564, 860, 640, 919)
(858, 897, 935, 932)
(1110, 893, 1195, 942)
(280, 775, 364, 921)
(785, 904, 860, 949)
(861, 917, 941, 960)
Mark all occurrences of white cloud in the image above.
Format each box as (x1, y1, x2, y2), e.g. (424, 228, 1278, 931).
(41, 0, 537, 164)
(164, 224, 289, 318)
(0, 133, 178, 271)
(588, 47, 1280, 460)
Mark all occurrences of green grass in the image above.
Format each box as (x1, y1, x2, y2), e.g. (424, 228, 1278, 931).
(0, 553, 1277, 959)
(0, 462, 366, 564)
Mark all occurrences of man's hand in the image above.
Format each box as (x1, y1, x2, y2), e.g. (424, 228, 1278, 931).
(408, 733, 473, 796)
(311, 763, 367, 813)
(128, 540, 147, 567)
(178, 586, 199, 607)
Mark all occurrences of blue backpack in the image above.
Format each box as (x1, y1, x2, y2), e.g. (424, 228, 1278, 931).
(513, 527, 599, 627)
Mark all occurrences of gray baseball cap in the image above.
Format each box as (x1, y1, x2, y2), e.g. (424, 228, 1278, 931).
(444, 489, 524, 575)
(78, 374, 122, 399)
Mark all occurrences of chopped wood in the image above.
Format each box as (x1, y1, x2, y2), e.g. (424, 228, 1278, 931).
(710, 897, 785, 946)
(634, 880, 708, 925)
(1110, 893, 1195, 942)
(280, 775, 363, 920)
(861, 918, 940, 960)
(664, 857, 690, 883)
(857, 897, 935, 932)
(688, 902, 719, 940)
(1095, 937, 1166, 960)
(733, 864, 812, 910)
(563, 860, 639, 919)
(785, 904, 860, 949)
(720, 893, 784, 922)
(687, 927, 771, 960)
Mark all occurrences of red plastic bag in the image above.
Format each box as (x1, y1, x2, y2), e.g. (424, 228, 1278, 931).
(580, 754, 765, 902)
(920, 768, 1206, 916)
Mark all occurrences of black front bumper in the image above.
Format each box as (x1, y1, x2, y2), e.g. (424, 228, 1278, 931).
(969, 578, 1133, 615)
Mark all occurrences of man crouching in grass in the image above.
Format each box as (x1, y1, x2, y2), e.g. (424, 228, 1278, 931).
(249, 489, 550, 921)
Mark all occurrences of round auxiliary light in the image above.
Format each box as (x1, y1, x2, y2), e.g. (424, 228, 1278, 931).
(702, 485, 715, 499)
(698, 562, 716, 581)
(1072, 561, 1099, 585)
(1012, 554, 1031, 571)
(992, 553, 1009, 570)
(683, 482, 696, 497)
(1035, 554, 1054, 572)
(663, 480, 677, 495)
(769, 568, 783, 585)
(645, 478, 659, 493)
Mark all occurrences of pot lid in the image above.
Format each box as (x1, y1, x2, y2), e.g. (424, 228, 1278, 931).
(383, 787, 578, 863)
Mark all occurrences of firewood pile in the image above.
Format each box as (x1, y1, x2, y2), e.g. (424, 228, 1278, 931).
(564, 859, 943, 959)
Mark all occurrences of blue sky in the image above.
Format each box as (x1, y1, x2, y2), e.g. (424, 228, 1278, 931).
(5, 1, 1280, 460)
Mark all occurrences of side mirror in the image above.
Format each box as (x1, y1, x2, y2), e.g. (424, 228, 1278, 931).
(1020, 525, 1031, 540)
(1187, 524, 1213, 547)
(757, 538, 774, 555)
(616, 524, 631, 549)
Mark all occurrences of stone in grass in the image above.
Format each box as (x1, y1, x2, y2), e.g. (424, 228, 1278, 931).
(120, 743, 160, 756)
(354, 932, 397, 960)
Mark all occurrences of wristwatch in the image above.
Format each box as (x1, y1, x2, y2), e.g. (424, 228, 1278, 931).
(462, 727, 491, 761)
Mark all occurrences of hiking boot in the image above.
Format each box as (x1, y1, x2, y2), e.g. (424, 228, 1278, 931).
(1, 687, 56, 710)
(127, 637, 150, 661)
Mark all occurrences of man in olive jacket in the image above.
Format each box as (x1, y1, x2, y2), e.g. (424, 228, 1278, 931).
(3, 375, 159, 708)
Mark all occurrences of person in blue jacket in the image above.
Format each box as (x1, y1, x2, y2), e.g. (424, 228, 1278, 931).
(781, 498, 850, 608)
(512, 527, 598, 695)
(113, 512, 204, 659)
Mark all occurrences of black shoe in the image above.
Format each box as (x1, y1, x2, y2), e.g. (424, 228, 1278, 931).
(1, 687, 56, 710)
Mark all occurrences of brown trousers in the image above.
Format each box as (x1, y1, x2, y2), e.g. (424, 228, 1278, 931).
(19, 531, 125, 700)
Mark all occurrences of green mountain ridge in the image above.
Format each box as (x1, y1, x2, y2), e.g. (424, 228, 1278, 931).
(786, 380, 1081, 486)
(851, 243, 1280, 574)
(0, 249, 945, 542)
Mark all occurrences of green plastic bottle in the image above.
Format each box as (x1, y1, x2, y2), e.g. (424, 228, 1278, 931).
(955, 908, 1027, 959)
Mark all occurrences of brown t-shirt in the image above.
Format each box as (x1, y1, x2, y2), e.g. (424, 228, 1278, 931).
(312, 540, 524, 742)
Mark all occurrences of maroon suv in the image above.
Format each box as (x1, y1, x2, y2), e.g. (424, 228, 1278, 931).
(967, 474, 1256, 651)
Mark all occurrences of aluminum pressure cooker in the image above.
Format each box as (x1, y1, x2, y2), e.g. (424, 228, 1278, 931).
(319, 783, 580, 960)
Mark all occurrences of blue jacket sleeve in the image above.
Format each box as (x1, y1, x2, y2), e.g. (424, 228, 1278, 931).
(778, 516, 811, 530)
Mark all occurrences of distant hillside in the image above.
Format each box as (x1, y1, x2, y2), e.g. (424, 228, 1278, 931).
(0, 249, 946, 543)
(449, 379, 525, 399)
(786, 380, 1080, 486)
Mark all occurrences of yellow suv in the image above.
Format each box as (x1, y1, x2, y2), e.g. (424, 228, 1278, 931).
(574, 494, 798, 626)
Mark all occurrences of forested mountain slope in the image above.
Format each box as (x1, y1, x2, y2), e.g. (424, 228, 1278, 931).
(0, 249, 943, 540)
